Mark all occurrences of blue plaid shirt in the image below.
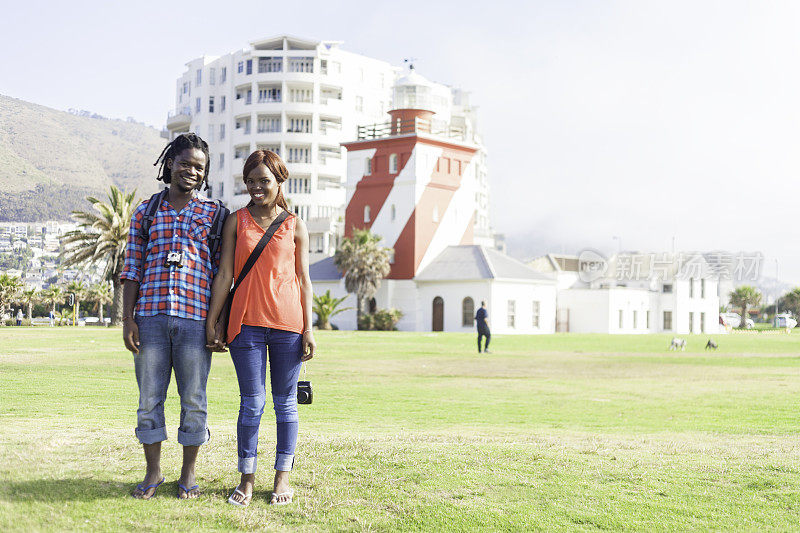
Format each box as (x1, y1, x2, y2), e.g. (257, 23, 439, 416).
(120, 193, 221, 321)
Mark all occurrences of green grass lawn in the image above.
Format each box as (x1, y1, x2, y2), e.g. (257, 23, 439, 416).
(2, 328, 800, 531)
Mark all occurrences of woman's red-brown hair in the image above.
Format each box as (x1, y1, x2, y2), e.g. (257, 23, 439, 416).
(242, 150, 290, 211)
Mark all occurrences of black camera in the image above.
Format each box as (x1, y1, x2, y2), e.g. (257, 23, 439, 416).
(165, 251, 186, 268)
(297, 381, 313, 404)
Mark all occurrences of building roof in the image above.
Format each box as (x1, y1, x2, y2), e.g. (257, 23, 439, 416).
(309, 256, 342, 281)
(415, 246, 556, 282)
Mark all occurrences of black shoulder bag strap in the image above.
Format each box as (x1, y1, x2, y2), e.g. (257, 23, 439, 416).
(221, 210, 290, 326)
(137, 188, 168, 279)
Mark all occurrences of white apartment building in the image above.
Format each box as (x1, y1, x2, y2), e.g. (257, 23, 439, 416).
(166, 35, 493, 261)
(166, 35, 397, 262)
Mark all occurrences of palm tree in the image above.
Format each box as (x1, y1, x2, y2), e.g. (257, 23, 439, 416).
(0, 274, 23, 323)
(20, 287, 39, 321)
(88, 281, 113, 324)
(729, 285, 762, 329)
(333, 228, 392, 328)
(66, 280, 88, 323)
(60, 186, 139, 325)
(41, 285, 65, 316)
(312, 290, 350, 330)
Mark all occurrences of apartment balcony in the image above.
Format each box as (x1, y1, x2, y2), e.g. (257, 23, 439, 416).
(321, 97, 345, 115)
(317, 156, 344, 176)
(166, 107, 192, 130)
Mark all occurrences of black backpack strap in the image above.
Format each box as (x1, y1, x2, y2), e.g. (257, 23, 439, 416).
(137, 188, 168, 280)
(208, 200, 230, 262)
(230, 210, 289, 296)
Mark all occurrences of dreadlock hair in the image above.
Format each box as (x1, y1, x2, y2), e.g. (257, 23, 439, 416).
(153, 132, 211, 190)
(242, 150, 291, 212)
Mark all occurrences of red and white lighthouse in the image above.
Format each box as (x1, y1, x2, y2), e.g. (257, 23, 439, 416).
(342, 89, 481, 280)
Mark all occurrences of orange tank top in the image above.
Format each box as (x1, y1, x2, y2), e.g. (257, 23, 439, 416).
(226, 208, 304, 343)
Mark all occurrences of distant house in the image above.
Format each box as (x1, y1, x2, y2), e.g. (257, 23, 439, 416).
(313, 245, 557, 334)
(528, 252, 720, 334)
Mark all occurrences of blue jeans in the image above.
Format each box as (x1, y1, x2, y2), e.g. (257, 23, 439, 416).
(229, 325, 303, 473)
(133, 314, 212, 446)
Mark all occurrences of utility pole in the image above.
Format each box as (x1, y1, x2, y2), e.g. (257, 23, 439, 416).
(775, 259, 779, 326)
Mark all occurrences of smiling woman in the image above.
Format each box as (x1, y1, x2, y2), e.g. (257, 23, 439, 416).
(205, 149, 316, 507)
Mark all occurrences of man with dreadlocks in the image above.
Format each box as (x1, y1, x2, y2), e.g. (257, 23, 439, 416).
(120, 133, 227, 500)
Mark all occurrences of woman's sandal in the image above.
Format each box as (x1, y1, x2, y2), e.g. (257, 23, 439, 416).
(270, 488, 294, 505)
(227, 486, 252, 507)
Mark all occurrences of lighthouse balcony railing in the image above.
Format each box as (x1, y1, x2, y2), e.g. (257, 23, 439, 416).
(357, 118, 466, 141)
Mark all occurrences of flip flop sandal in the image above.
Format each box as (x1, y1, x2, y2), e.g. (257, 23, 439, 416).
(133, 477, 165, 500)
(227, 487, 251, 507)
(177, 482, 200, 499)
(270, 489, 294, 505)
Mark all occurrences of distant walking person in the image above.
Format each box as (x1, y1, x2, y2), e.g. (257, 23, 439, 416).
(16, 308, 23, 326)
(476, 301, 491, 353)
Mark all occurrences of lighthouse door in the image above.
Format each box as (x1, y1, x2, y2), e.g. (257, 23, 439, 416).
(432, 297, 444, 331)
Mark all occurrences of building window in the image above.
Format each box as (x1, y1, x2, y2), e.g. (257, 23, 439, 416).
(618, 310, 624, 329)
(364, 205, 370, 223)
(286, 147, 310, 163)
(663, 311, 672, 330)
(289, 88, 313, 103)
(646, 310, 650, 329)
(700, 312, 705, 333)
(257, 116, 281, 133)
(195, 98, 201, 113)
(508, 300, 516, 328)
(207, 124, 214, 142)
(246, 59, 252, 75)
(633, 310, 638, 329)
(532, 301, 540, 328)
(288, 57, 314, 73)
(258, 57, 282, 73)
(432, 206, 439, 223)
(182, 82, 189, 94)
(390, 204, 396, 221)
(689, 312, 694, 333)
(196, 69, 202, 86)
(365, 157, 372, 176)
(462, 297, 474, 327)
(220, 67, 227, 83)
(219, 124, 225, 140)
(662, 284, 673, 294)
(209, 68, 216, 85)
(355, 96, 363, 112)
(220, 96, 226, 112)
(237, 61, 243, 73)
(689, 279, 694, 298)
(701, 279, 705, 298)
(287, 117, 311, 133)
(208, 96, 214, 113)
(389, 153, 398, 174)
(259, 87, 281, 103)
(219, 153, 224, 170)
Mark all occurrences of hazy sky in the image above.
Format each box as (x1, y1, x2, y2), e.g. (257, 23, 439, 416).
(1, 1, 799, 283)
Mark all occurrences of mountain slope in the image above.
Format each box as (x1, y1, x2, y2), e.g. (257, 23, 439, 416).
(0, 94, 164, 221)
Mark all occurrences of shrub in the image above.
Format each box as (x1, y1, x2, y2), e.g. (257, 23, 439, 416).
(358, 308, 403, 331)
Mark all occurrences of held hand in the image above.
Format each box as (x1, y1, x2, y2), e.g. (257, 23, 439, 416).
(205, 321, 228, 352)
(123, 319, 140, 354)
(301, 330, 316, 362)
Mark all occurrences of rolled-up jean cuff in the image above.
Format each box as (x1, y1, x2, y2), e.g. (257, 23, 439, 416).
(238, 456, 257, 474)
(135, 426, 167, 445)
(177, 427, 210, 447)
(275, 453, 294, 472)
